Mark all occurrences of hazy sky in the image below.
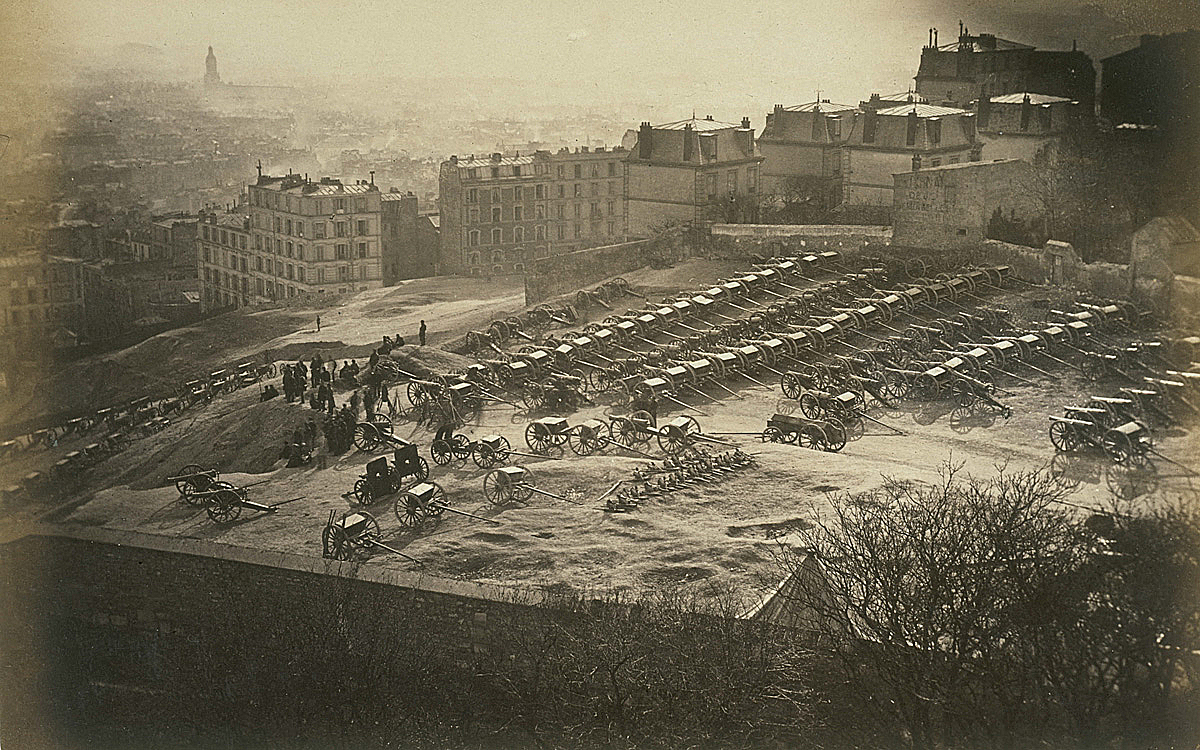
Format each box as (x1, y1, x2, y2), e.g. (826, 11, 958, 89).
(3, 0, 1196, 110)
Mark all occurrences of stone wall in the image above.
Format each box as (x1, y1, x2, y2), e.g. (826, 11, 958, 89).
(524, 237, 680, 304)
(707, 224, 891, 260)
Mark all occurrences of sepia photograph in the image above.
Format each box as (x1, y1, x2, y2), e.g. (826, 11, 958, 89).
(0, 0, 1197, 747)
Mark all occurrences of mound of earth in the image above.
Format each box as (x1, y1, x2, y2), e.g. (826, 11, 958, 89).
(107, 397, 319, 491)
(385, 346, 473, 378)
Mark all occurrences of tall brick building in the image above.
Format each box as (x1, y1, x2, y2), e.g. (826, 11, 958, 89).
(625, 116, 763, 236)
(438, 147, 628, 276)
(914, 26, 1095, 110)
(0, 253, 84, 356)
(198, 170, 383, 311)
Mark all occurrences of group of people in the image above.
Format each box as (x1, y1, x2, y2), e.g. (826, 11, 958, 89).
(322, 405, 358, 455)
(280, 419, 319, 467)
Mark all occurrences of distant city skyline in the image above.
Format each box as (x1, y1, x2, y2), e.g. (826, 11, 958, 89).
(3, 0, 1196, 116)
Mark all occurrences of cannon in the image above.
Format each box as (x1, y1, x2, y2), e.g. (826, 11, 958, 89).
(168, 464, 222, 505)
(524, 416, 571, 454)
(346, 448, 431, 505)
(797, 388, 906, 436)
(352, 417, 413, 452)
(393, 481, 500, 527)
(482, 465, 581, 506)
(321, 510, 421, 563)
(173, 474, 301, 524)
(762, 413, 847, 452)
(609, 413, 735, 455)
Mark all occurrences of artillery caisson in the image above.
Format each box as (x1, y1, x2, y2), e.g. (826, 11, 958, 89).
(482, 465, 580, 506)
(165, 467, 300, 524)
(346, 447, 431, 506)
(321, 510, 421, 564)
(393, 481, 500, 528)
(762, 413, 848, 452)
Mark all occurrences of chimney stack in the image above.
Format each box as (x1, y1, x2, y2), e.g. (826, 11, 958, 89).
(638, 121, 653, 159)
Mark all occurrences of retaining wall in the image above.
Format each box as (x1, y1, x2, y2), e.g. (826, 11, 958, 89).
(708, 224, 892, 259)
(524, 239, 663, 305)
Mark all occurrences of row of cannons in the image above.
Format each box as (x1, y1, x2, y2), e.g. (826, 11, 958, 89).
(366, 253, 1020, 431)
(4, 360, 279, 458)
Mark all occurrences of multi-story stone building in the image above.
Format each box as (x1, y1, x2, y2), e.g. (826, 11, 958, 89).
(1101, 30, 1199, 131)
(196, 208, 252, 311)
(625, 116, 763, 236)
(975, 92, 1086, 162)
(380, 190, 438, 282)
(0, 252, 84, 356)
(438, 147, 628, 276)
(758, 101, 858, 207)
(914, 26, 1095, 110)
(759, 98, 981, 215)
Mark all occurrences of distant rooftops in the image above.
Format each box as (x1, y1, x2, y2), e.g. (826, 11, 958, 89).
(936, 33, 1035, 53)
(255, 173, 378, 195)
(448, 145, 627, 168)
(652, 116, 743, 131)
(873, 103, 970, 117)
(986, 92, 1075, 105)
(779, 101, 857, 113)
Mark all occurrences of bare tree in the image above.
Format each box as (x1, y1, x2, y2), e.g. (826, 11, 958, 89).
(778, 463, 1199, 749)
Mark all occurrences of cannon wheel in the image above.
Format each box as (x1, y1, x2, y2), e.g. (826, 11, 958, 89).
(1102, 431, 1133, 463)
(822, 418, 848, 452)
(483, 469, 517, 506)
(657, 415, 700, 455)
(780, 372, 803, 400)
(1049, 421, 1079, 452)
(175, 463, 210, 505)
(322, 522, 354, 560)
(522, 383, 544, 411)
(610, 417, 640, 447)
(799, 392, 823, 419)
(797, 425, 825, 451)
(525, 421, 555, 454)
(349, 478, 373, 506)
(206, 488, 244, 524)
(353, 423, 381, 452)
(952, 380, 977, 408)
(430, 439, 455, 466)
(762, 426, 785, 443)
(567, 422, 608, 456)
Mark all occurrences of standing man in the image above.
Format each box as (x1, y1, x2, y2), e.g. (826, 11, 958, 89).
(318, 380, 335, 416)
(316, 315, 321, 332)
(419, 320, 427, 346)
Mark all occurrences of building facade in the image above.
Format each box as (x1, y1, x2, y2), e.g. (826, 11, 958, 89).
(438, 147, 629, 276)
(892, 158, 1041, 249)
(625, 116, 763, 237)
(1101, 30, 1199, 131)
(758, 101, 858, 208)
(234, 172, 383, 306)
(914, 27, 1095, 110)
(380, 190, 438, 282)
(759, 98, 981, 215)
(0, 253, 84, 356)
(975, 92, 1086, 162)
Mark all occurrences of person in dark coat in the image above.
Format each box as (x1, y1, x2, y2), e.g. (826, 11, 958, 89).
(318, 381, 335, 415)
(419, 320, 427, 346)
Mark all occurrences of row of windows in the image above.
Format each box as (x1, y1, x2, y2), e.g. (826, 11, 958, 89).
(464, 160, 620, 181)
(466, 200, 618, 224)
(250, 190, 370, 216)
(467, 221, 617, 246)
(252, 214, 374, 239)
(200, 225, 249, 249)
(203, 262, 369, 289)
(703, 168, 760, 198)
(465, 182, 618, 204)
(4, 304, 78, 327)
(205, 238, 374, 262)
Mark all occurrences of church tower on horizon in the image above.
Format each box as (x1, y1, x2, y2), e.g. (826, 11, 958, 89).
(204, 46, 221, 86)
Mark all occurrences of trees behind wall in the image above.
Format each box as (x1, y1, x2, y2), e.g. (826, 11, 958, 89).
(778, 463, 1200, 750)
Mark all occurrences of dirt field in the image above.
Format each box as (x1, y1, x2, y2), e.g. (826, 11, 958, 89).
(7, 259, 1198, 607)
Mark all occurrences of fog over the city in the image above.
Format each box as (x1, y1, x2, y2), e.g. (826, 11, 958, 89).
(3, 0, 1196, 117)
